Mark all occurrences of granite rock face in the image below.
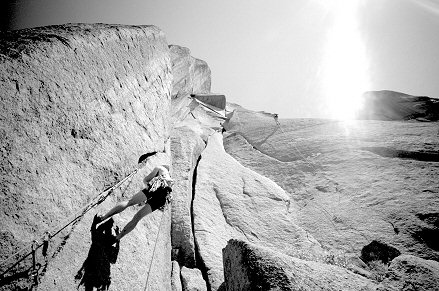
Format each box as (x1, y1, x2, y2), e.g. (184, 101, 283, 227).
(223, 107, 439, 262)
(358, 90, 439, 121)
(378, 255, 439, 291)
(169, 45, 211, 99)
(223, 239, 377, 291)
(0, 23, 172, 290)
(171, 261, 183, 291)
(4, 22, 438, 291)
(181, 267, 207, 291)
(171, 126, 206, 267)
(193, 132, 322, 290)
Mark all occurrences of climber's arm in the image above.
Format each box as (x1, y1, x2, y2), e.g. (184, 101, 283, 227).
(143, 167, 159, 184)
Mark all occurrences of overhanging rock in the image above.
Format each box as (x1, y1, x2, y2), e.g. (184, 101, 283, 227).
(191, 94, 226, 111)
(169, 45, 211, 99)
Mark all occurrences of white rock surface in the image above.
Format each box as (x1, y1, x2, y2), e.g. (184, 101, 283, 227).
(193, 132, 322, 290)
(171, 261, 183, 291)
(0, 23, 172, 291)
(171, 126, 205, 267)
(223, 108, 439, 262)
(169, 45, 211, 99)
(181, 267, 207, 291)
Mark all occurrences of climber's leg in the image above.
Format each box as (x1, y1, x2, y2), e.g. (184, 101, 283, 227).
(98, 190, 147, 222)
(116, 203, 152, 241)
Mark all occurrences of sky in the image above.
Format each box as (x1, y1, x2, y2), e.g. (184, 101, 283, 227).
(2, 0, 439, 119)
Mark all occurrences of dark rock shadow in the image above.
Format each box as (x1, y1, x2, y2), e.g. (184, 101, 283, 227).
(361, 147, 439, 163)
(75, 216, 119, 291)
(361, 240, 401, 265)
(414, 212, 439, 252)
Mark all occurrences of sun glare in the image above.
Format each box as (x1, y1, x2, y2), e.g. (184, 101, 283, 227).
(320, 0, 371, 120)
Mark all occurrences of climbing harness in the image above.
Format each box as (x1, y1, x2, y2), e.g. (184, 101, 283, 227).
(0, 161, 147, 279)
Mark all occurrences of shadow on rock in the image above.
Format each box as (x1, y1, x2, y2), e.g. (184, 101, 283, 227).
(361, 240, 401, 265)
(414, 212, 439, 252)
(75, 216, 119, 291)
(361, 147, 439, 163)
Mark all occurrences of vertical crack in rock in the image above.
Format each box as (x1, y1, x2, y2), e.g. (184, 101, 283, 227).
(191, 155, 211, 291)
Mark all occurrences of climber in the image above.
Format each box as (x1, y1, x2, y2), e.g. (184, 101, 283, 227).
(95, 153, 173, 242)
(273, 113, 280, 126)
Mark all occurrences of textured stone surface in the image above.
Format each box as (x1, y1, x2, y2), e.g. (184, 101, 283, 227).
(171, 261, 183, 291)
(172, 95, 197, 126)
(378, 255, 439, 291)
(171, 126, 205, 267)
(193, 132, 322, 290)
(191, 59, 211, 96)
(223, 108, 439, 262)
(223, 239, 377, 291)
(358, 90, 439, 121)
(181, 267, 207, 291)
(169, 45, 211, 99)
(0, 23, 172, 290)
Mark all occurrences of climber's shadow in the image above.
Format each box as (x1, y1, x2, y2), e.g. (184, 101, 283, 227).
(75, 216, 119, 291)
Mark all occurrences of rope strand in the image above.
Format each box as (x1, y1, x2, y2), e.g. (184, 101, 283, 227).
(143, 204, 168, 291)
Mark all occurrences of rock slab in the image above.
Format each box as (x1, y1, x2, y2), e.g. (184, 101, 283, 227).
(223, 110, 439, 261)
(223, 239, 377, 291)
(171, 126, 206, 267)
(193, 132, 322, 290)
(181, 267, 207, 291)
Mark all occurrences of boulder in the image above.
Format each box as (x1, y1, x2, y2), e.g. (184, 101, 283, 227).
(171, 126, 205, 267)
(0, 23, 172, 290)
(171, 261, 183, 291)
(193, 132, 322, 290)
(358, 90, 439, 121)
(223, 239, 377, 291)
(181, 267, 207, 291)
(378, 255, 439, 291)
(169, 45, 211, 99)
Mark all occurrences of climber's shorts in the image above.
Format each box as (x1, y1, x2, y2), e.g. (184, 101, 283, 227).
(142, 186, 172, 212)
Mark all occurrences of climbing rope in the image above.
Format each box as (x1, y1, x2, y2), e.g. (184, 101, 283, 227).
(268, 115, 319, 172)
(0, 161, 145, 278)
(143, 202, 168, 291)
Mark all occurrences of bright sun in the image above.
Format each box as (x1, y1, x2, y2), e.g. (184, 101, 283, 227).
(320, 0, 371, 120)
